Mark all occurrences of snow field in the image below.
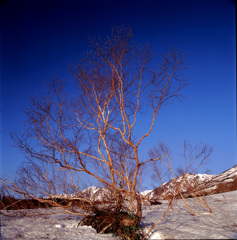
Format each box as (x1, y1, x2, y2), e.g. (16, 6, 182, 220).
(1, 190, 237, 239)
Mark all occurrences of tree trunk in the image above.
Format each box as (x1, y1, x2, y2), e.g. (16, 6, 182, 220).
(136, 194, 142, 219)
(115, 191, 123, 213)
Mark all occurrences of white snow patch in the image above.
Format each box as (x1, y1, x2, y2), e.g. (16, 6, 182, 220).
(144, 227, 164, 239)
(55, 224, 63, 228)
(149, 232, 164, 239)
(140, 190, 152, 196)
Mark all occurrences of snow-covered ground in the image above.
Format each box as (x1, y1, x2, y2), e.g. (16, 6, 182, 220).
(142, 190, 237, 239)
(1, 190, 237, 239)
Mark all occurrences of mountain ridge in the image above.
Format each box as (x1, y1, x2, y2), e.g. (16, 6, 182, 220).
(144, 164, 237, 201)
(52, 164, 237, 202)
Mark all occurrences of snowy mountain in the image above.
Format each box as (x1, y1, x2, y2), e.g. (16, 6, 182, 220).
(81, 186, 101, 199)
(50, 186, 113, 202)
(195, 164, 237, 195)
(145, 173, 215, 201)
(81, 186, 113, 202)
(51, 165, 237, 203)
(144, 164, 237, 201)
(51, 192, 82, 199)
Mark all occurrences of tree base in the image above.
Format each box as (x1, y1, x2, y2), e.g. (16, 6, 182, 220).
(79, 209, 142, 239)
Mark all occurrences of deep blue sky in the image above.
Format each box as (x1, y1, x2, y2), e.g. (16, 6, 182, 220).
(1, 0, 236, 189)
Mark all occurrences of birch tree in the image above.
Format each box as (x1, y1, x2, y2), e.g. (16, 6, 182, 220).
(1, 26, 191, 238)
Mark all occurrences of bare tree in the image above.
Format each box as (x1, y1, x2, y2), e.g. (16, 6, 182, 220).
(1, 26, 191, 238)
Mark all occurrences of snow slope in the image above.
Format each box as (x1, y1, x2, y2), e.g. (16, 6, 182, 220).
(142, 190, 237, 239)
(1, 190, 237, 239)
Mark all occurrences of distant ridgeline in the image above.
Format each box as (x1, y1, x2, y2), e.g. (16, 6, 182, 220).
(144, 164, 237, 202)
